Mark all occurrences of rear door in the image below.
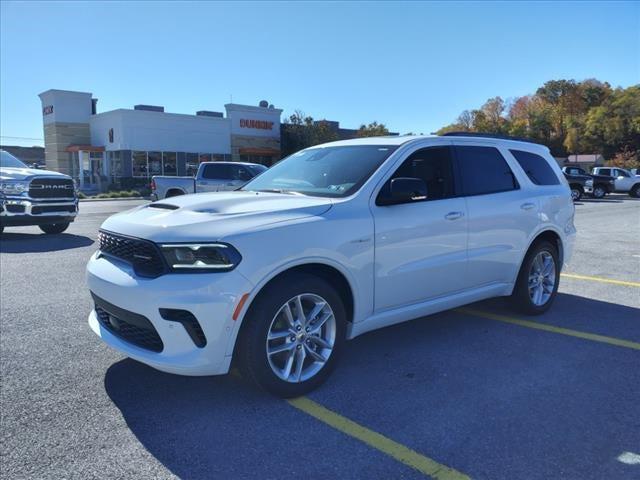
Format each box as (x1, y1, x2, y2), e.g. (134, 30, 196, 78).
(372, 143, 469, 311)
(196, 163, 232, 192)
(454, 143, 539, 288)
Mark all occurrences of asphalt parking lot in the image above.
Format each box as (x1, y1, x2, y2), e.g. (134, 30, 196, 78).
(1, 196, 639, 479)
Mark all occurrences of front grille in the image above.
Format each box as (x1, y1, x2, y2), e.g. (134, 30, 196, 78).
(29, 178, 75, 199)
(93, 293, 163, 352)
(32, 205, 76, 215)
(98, 230, 166, 277)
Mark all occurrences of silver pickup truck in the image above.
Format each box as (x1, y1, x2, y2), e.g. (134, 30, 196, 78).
(151, 161, 267, 200)
(1, 150, 79, 234)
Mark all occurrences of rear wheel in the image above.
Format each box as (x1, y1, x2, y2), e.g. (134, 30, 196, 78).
(237, 273, 346, 397)
(630, 184, 640, 198)
(39, 223, 70, 234)
(592, 185, 606, 199)
(569, 185, 583, 201)
(510, 240, 560, 315)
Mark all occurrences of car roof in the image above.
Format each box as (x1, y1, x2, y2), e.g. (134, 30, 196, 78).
(316, 135, 549, 152)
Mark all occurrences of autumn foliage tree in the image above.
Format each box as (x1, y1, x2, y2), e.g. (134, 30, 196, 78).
(437, 80, 639, 165)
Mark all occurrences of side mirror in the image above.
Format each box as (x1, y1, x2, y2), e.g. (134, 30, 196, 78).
(379, 177, 428, 205)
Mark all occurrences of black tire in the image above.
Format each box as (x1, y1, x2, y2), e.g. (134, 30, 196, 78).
(569, 185, 583, 202)
(510, 240, 560, 315)
(630, 184, 640, 198)
(237, 272, 347, 398)
(39, 223, 70, 234)
(592, 184, 606, 199)
(165, 189, 184, 198)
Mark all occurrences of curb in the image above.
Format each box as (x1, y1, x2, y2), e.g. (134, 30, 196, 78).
(79, 197, 150, 202)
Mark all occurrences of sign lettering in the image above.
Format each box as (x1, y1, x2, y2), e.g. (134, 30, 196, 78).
(240, 119, 274, 130)
(43, 105, 54, 115)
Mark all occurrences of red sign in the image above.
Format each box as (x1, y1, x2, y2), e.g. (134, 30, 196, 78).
(240, 118, 273, 130)
(43, 105, 54, 115)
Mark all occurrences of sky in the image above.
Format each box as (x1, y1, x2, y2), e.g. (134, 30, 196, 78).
(1, 1, 639, 147)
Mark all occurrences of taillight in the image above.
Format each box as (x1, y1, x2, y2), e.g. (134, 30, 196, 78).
(150, 179, 156, 191)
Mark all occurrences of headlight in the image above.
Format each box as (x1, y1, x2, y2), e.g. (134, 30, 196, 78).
(160, 243, 242, 272)
(586, 179, 593, 186)
(0, 181, 29, 195)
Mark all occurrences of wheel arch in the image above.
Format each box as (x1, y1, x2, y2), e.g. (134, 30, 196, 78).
(524, 228, 564, 269)
(226, 260, 357, 359)
(165, 188, 186, 198)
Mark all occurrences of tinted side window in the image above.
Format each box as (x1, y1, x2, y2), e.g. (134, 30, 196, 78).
(202, 163, 231, 180)
(230, 165, 252, 181)
(378, 146, 455, 203)
(510, 149, 560, 186)
(455, 146, 518, 196)
(598, 168, 611, 176)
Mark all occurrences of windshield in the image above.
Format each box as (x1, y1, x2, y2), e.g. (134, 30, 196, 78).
(246, 164, 268, 175)
(241, 145, 397, 197)
(0, 150, 28, 168)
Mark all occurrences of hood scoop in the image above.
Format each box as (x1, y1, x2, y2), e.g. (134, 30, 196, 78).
(147, 203, 179, 210)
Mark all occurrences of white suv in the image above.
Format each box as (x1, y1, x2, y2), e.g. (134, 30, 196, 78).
(87, 134, 575, 397)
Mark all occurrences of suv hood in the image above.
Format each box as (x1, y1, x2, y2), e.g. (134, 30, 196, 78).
(101, 191, 333, 242)
(0, 167, 70, 181)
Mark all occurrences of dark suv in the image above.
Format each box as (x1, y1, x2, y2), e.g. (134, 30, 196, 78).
(561, 166, 614, 199)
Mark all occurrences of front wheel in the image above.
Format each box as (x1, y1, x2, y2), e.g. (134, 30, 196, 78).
(237, 273, 346, 398)
(510, 240, 560, 315)
(39, 223, 70, 234)
(630, 184, 640, 198)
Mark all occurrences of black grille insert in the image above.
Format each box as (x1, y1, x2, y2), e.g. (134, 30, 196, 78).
(29, 178, 75, 199)
(159, 309, 207, 348)
(32, 205, 77, 215)
(98, 230, 166, 278)
(92, 293, 163, 352)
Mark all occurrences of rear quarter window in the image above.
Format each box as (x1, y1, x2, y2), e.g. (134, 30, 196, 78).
(510, 150, 560, 186)
(455, 146, 519, 196)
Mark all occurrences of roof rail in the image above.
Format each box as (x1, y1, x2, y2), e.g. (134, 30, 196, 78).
(441, 131, 539, 143)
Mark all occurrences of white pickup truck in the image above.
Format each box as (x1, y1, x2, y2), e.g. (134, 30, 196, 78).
(151, 161, 267, 200)
(591, 167, 640, 197)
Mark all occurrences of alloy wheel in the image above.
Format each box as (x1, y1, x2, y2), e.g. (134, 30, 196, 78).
(528, 251, 556, 306)
(266, 293, 336, 383)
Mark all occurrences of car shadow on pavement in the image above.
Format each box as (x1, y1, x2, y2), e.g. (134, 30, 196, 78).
(0, 232, 94, 253)
(104, 292, 640, 479)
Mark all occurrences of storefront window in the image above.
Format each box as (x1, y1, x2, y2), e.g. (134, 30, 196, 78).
(132, 151, 148, 177)
(198, 153, 211, 164)
(109, 151, 123, 177)
(186, 153, 199, 176)
(162, 152, 177, 175)
(148, 151, 162, 176)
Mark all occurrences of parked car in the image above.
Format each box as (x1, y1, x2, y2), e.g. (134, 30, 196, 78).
(87, 134, 575, 397)
(562, 170, 593, 201)
(0, 150, 78, 234)
(151, 161, 267, 200)
(561, 166, 614, 199)
(591, 167, 640, 197)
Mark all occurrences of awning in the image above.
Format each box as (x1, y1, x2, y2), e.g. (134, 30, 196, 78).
(65, 145, 105, 153)
(238, 147, 280, 156)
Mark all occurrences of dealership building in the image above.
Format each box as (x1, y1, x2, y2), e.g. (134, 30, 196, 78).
(38, 89, 284, 191)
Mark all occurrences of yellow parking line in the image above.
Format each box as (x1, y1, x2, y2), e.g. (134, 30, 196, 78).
(561, 273, 640, 288)
(457, 308, 640, 351)
(288, 396, 470, 480)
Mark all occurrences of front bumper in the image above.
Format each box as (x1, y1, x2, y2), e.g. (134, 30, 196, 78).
(0, 195, 78, 226)
(86, 251, 254, 376)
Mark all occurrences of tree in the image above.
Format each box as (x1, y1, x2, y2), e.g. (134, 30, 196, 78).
(356, 121, 389, 137)
(280, 111, 339, 156)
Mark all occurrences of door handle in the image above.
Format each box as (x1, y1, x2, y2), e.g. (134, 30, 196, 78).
(520, 202, 536, 211)
(445, 211, 464, 220)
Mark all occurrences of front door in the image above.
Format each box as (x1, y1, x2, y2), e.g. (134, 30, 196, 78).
(372, 145, 468, 311)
